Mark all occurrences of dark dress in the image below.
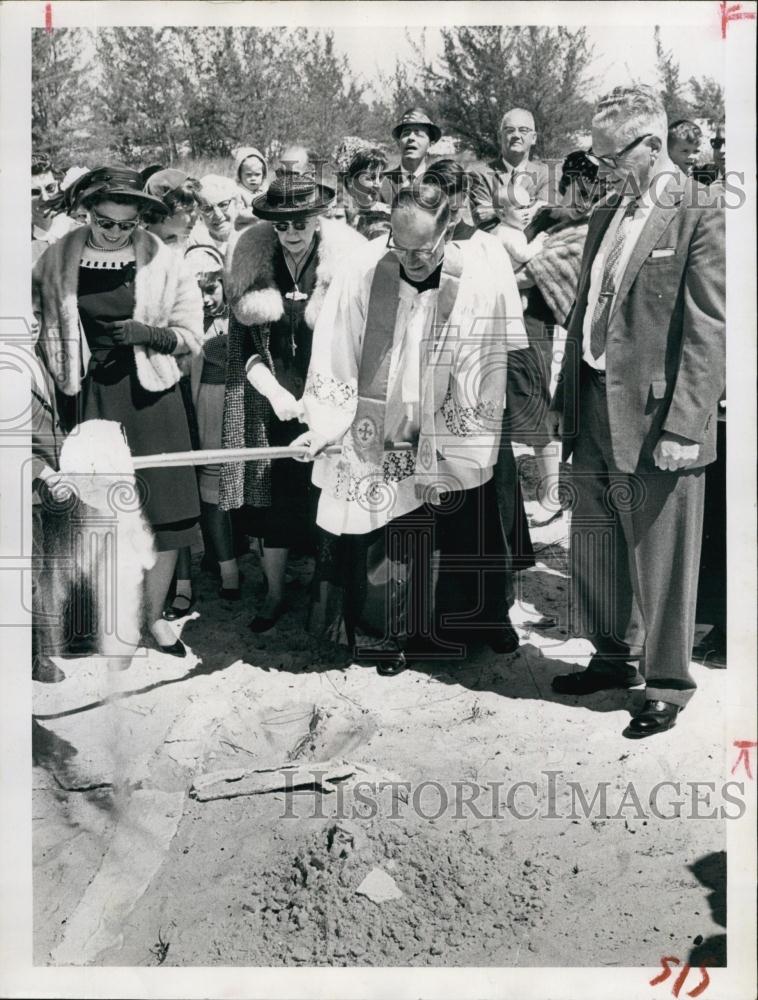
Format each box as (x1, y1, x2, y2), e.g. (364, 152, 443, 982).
(242, 238, 320, 551)
(76, 259, 200, 551)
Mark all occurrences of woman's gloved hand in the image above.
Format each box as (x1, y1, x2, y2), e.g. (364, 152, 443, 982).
(102, 320, 177, 353)
(269, 385, 305, 423)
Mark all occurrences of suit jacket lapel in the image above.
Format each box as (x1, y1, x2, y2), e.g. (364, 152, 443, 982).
(612, 172, 685, 316)
(570, 196, 619, 330)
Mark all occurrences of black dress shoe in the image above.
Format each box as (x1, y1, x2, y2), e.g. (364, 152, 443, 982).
(353, 647, 407, 675)
(218, 586, 241, 601)
(375, 652, 407, 676)
(692, 625, 726, 667)
(552, 665, 644, 695)
(625, 700, 680, 738)
(483, 623, 520, 654)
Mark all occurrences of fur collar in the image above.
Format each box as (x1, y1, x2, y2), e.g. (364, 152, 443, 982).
(33, 227, 203, 396)
(226, 217, 366, 329)
(525, 221, 589, 327)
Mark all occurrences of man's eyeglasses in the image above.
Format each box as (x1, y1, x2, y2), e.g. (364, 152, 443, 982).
(31, 182, 59, 198)
(589, 133, 652, 170)
(273, 220, 309, 232)
(386, 228, 446, 258)
(710, 138, 725, 150)
(92, 211, 140, 232)
(502, 126, 534, 136)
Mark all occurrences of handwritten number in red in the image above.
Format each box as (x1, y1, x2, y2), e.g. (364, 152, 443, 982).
(651, 957, 711, 996)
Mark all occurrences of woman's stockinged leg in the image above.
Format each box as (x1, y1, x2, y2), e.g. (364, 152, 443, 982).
(201, 500, 238, 587)
(147, 548, 180, 645)
(260, 545, 288, 613)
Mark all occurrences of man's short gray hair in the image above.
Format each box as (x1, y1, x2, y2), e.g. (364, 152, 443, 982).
(592, 85, 667, 144)
(499, 108, 536, 133)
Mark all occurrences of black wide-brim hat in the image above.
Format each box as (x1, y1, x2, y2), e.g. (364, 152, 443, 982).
(252, 173, 335, 221)
(391, 108, 442, 144)
(69, 166, 169, 215)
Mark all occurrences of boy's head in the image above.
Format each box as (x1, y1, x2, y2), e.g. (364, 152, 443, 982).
(667, 119, 702, 175)
(185, 244, 226, 317)
(494, 177, 532, 230)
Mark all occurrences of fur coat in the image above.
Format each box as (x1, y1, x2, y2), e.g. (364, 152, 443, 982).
(32, 226, 204, 396)
(523, 216, 591, 327)
(220, 217, 367, 511)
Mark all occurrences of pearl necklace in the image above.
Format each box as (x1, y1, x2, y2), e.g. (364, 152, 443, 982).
(86, 233, 133, 252)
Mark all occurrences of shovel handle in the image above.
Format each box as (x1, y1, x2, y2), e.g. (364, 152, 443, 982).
(132, 442, 414, 471)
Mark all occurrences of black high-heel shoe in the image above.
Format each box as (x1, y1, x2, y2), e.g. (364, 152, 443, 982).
(248, 600, 285, 633)
(157, 638, 187, 658)
(163, 592, 194, 621)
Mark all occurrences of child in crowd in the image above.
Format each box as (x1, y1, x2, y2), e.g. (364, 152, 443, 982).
(667, 119, 703, 176)
(142, 168, 202, 250)
(164, 245, 240, 620)
(492, 176, 547, 270)
(233, 146, 268, 229)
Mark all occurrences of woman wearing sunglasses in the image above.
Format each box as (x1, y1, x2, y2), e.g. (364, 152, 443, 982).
(32, 166, 205, 658)
(221, 171, 366, 632)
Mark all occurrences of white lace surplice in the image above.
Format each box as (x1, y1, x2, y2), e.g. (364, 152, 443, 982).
(303, 235, 527, 536)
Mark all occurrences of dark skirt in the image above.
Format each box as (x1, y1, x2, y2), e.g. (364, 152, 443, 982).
(242, 456, 319, 551)
(83, 358, 200, 551)
(242, 400, 319, 550)
(312, 479, 517, 656)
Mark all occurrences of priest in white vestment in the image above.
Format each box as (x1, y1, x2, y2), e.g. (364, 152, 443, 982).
(293, 182, 528, 674)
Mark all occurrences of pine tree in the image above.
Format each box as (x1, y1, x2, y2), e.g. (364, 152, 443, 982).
(653, 26, 693, 122)
(32, 28, 89, 167)
(688, 77, 725, 125)
(413, 26, 595, 159)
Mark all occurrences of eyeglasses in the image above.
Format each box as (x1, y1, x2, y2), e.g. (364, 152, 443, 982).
(92, 211, 140, 232)
(200, 199, 233, 216)
(273, 220, 309, 232)
(31, 182, 59, 198)
(386, 228, 446, 258)
(710, 138, 725, 149)
(502, 126, 534, 136)
(589, 133, 652, 170)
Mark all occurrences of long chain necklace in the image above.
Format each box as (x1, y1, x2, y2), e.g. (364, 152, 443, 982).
(281, 239, 317, 357)
(282, 246, 312, 303)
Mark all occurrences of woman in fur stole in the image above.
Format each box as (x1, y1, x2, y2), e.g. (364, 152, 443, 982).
(33, 166, 204, 657)
(507, 151, 605, 529)
(220, 172, 366, 632)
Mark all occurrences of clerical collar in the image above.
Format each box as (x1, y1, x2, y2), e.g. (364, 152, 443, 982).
(399, 261, 443, 293)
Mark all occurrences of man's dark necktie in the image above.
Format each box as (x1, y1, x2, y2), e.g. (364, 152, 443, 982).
(589, 198, 639, 359)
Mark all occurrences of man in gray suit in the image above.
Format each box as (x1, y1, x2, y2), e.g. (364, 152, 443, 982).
(467, 107, 554, 230)
(548, 85, 725, 738)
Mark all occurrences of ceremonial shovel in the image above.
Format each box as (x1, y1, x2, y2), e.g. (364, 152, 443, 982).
(57, 419, 413, 482)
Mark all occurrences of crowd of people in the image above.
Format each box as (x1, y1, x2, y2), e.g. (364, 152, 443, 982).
(30, 83, 727, 740)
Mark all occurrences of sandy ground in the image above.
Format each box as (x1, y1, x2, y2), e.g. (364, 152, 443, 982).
(32, 458, 728, 969)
